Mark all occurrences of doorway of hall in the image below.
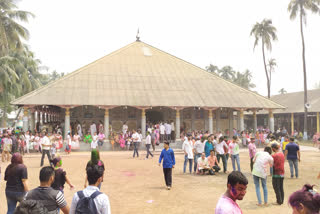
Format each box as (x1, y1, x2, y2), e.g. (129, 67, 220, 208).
(146, 111, 164, 124)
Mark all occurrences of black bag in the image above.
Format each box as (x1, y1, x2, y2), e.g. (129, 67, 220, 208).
(75, 190, 102, 214)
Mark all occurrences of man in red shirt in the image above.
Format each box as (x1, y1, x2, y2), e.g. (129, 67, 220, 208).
(271, 143, 285, 205)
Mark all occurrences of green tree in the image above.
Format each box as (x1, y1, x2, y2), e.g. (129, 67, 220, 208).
(233, 69, 256, 90)
(0, 0, 34, 127)
(288, 0, 320, 138)
(278, 88, 287, 94)
(250, 19, 278, 98)
(0, 0, 34, 55)
(206, 64, 219, 74)
(218, 66, 235, 80)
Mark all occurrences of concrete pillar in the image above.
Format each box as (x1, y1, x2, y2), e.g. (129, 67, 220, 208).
(228, 109, 233, 137)
(253, 109, 257, 133)
(176, 109, 181, 140)
(104, 109, 109, 139)
(239, 109, 244, 132)
(269, 109, 275, 133)
(23, 107, 29, 132)
(30, 110, 35, 132)
(40, 111, 43, 126)
(208, 109, 213, 134)
(64, 108, 70, 139)
(291, 113, 294, 135)
(216, 109, 220, 132)
(141, 109, 146, 138)
(317, 112, 319, 133)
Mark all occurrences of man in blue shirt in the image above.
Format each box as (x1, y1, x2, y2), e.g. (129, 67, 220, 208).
(284, 137, 300, 178)
(159, 141, 175, 190)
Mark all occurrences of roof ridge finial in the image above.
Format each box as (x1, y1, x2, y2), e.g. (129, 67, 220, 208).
(136, 28, 140, 42)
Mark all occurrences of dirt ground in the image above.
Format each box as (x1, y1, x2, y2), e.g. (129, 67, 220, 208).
(0, 147, 319, 214)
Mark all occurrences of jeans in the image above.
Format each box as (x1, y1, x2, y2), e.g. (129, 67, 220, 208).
(250, 157, 254, 172)
(288, 159, 299, 178)
(98, 140, 104, 147)
(6, 190, 25, 214)
(194, 153, 201, 172)
(183, 155, 193, 173)
(163, 168, 172, 187)
(272, 177, 284, 204)
(231, 154, 241, 172)
(40, 149, 52, 167)
(217, 154, 227, 172)
(146, 144, 153, 158)
(253, 175, 268, 204)
(133, 142, 139, 157)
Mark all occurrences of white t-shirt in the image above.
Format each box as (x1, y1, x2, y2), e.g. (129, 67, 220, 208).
(132, 133, 140, 142)
(215, 141, 228, 155)
(92, 135, 98, 143)
(171, 122, 175, 131)
(182, 140, 194, 159)
(146, 135, 151, 145)
(41, 136, 51, 150)
(91, 141, 98, 149)
(194, 140, 205, 154)
(165, 123, 171, 135)
(160, 125, 165, 135)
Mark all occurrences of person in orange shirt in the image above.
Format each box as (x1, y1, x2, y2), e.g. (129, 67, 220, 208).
(207, 150, 221, 175)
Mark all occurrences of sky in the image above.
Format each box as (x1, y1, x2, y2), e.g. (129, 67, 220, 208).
(18, 0, 320, 97)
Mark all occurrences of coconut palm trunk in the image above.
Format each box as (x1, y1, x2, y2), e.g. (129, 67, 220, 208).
(300, 7, 308, 139)
(262, 40, 271, 98)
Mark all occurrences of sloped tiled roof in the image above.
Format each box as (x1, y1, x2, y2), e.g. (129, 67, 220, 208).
(12, 41, 284, 109)
(265, 89, 320, 114)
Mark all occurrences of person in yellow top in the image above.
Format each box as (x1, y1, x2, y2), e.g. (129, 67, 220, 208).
(282, 137, 290, 154)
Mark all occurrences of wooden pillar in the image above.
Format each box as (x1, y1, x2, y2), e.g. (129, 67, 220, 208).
(208, 109, 213, 134)
(175, 109, 181, 140)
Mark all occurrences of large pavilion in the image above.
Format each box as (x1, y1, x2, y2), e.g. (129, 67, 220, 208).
(255, 89, 320, 136)
(12, 39, 284, 141)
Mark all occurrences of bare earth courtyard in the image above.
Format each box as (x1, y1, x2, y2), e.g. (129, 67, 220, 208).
(0, 146, 319, 214)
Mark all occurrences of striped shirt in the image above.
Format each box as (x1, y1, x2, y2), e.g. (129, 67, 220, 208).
(26, 186, 67, 213)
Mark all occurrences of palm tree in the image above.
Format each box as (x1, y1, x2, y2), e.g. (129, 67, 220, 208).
(267, 58, 277, 91)
(0, 0, 34, 126)
(288, 0, 320, 139)
(206, 64, 219, 74)
(233, 70, 256, 90)
(278, 88, 287, 94)
(250, 19, 278, 98)
(218, 66, 235, 80)
(0, 0, 34, 55)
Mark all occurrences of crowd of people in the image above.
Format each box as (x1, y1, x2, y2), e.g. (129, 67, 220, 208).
(2, 148, 110, 214)
(1, 123, 320, 213)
